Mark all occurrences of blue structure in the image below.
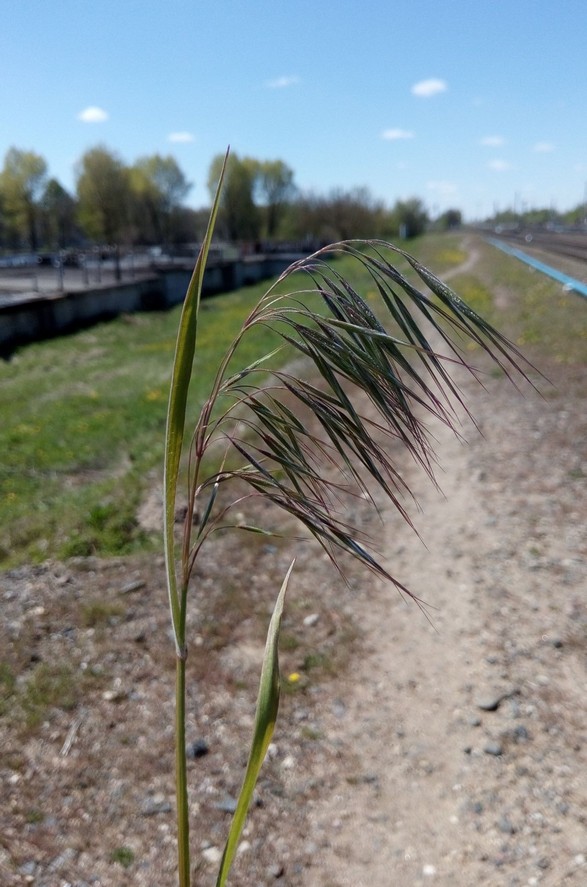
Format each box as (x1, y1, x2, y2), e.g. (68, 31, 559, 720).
(488, 238, 587, 300)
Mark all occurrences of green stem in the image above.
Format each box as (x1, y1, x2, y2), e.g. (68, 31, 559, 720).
(176, 651, 190, 886)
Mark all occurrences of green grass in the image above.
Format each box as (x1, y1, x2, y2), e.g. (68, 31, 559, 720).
(80, 598, 126, 627)
(110, 846, 135, 869)
(2, 232, 581, 569)
(0, 243, 436, 569)
(0, 273, 308, 567)
(20, 662, 80, 730)
(0, 661, 16, 716)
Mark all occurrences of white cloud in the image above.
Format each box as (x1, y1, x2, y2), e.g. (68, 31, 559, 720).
(480, 135, 505, 147)
(381, 128, 415, 141)
(167, 132, 195, 143)
(77, 106, 109, 123)
(266, 75, 300, 89)
(488, 159, 512, 172)
(411, 78, 447, 98)
(533, 141, 555, 153)
(427, 180, 458, 197)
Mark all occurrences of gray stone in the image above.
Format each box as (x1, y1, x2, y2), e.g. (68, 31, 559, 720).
(141, 794, 172, 815)
(215, 795, 237, 813)
(476, 694, 504, 712)
(120, 578, 146, 593)
(187, 738, 209, 758)
(498, 815, 516, 834)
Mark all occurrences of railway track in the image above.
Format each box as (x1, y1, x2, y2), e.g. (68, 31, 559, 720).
(490, 229, 587, 265)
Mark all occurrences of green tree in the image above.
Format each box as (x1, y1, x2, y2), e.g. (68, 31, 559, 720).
(563, 204, 587, 227)
(521, 207, 558, 228)
(0, 147, 48, 250)
(436, 208, 462, 231)
(283, 187, 385, 243)
(0, 187, 13, 249)
(254, 159, 295, 238)
(76, 146, 130, 244)
(130, 154, 191, 245)
(40, 178, 77, 249)
(391, 197, 429, 239)
(207, 152, 260, 242)
(325, 186, 386, 240)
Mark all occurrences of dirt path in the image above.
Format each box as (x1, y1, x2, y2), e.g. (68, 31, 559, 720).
(298, 254, 587, 886)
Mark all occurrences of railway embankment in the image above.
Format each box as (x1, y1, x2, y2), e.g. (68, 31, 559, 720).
(489, 238, 587, 298)
(488, 229, 587, 298)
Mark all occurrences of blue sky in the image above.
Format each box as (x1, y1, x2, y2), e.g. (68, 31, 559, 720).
(1, 0, 586, 220)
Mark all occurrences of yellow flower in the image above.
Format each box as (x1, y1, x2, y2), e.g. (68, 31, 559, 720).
(287, 672, 300, 684)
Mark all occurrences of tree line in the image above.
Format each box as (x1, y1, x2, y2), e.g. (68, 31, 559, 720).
(0, 145, 461, 255)
(0, 146, 193, 253)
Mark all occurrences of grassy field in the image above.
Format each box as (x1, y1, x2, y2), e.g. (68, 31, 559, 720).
(1, 232, 584, 568)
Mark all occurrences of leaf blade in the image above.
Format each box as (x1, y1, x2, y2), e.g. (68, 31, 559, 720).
(163, 150, 228, 652)
(216, 561, 294, 887)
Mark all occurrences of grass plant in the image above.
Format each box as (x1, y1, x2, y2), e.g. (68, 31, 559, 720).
(4, 230, 576, 571)
(164, 157, 534, 885)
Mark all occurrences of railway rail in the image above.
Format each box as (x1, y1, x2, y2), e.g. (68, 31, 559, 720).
(490, 229, 587, 265)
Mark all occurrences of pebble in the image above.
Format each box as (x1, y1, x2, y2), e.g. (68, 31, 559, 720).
(120, 578, 146, 593)
(102, 687, 127, 702)
(332, 698, 346, 718)
(513, 724, 530, 742)
(215, 795, 237, 813)
(202, 846, 222, 865)
(141, 794, 172, 816)
(422, 863, 437, 876)
(476, 693, 506, 712)
(48, 848, 76, 870)
(498, 815, 516, 834)
(303, 613, 320, 627)
(484, 741, 503, 756)
(187, 738, 209, 758)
